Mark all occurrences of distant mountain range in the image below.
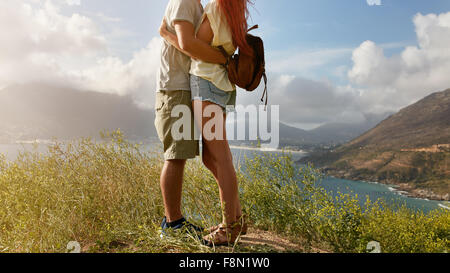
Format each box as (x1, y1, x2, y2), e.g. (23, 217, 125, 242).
(0, 83, 156, 142)
(0, 83, 390, 147)
(300, 88, 450, 201)
(279, 112, 391, 147)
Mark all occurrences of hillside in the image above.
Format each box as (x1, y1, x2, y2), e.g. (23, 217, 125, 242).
(300, 88, 450, 201)
(0, 83, 157, 142)
(232, 115, 390, 150)
(308, 112, 392, 145)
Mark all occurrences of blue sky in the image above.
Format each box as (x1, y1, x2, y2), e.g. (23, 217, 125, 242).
(1, 0, 450, 129)
(62, 0, 450, 58)
(60, 1, 449, 47)
(257, 0, 450, 48)
(60, 0, 450, 86)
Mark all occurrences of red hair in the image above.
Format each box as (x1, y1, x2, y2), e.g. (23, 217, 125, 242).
(217, 0, 253, 55)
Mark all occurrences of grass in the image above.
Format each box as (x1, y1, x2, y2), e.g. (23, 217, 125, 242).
(0, 130, 448, 253)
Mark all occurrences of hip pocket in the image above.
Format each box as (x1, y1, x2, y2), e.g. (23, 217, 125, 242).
(155, 92, 166, 112)
(210, 85, 228, 97)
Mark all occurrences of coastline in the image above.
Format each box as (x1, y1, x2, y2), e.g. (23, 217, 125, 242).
(229, 145, 307, 154)
(325, 170, 449, 202)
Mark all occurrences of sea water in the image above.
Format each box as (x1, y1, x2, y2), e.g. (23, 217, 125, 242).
(229, 147, 445, 214)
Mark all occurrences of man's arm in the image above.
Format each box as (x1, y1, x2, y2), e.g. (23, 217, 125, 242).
(159, 20, 194, 58)
(159, 19, 226, 64)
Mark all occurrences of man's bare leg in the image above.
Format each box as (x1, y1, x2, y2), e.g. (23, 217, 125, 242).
(160, 159, 186, 222)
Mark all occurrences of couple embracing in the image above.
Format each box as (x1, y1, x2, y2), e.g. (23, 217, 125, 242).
(155, 0, 252, 246)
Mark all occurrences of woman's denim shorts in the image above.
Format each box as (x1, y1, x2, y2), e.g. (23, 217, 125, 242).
(190, 74, 236, 113)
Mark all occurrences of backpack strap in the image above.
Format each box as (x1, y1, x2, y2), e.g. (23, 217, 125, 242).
(261, 71, 268, 111)
(217, 46, 231, 69)
(247, 25, 267, 109)
(248, 25, 259, 32)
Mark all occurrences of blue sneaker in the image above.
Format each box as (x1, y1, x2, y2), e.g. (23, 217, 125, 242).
(160, 217, 204, 238)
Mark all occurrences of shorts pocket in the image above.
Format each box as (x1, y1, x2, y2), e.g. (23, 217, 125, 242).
(155, 93, 165, 112)
(190, 75, 200, 89)
(210, 86, 228, 97)
(155, 101, 165, 112)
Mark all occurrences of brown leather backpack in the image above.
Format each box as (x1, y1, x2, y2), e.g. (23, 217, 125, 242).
(220, 25, 268, 107)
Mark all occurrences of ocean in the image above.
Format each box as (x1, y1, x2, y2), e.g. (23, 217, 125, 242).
(229, 147, 446, 213)
(0, 143, 447, 213)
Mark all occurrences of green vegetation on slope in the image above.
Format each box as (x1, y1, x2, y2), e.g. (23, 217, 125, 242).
(300, 89, 450, 200)
(0, 131, 448, 253)
(322, 149, 450, 200)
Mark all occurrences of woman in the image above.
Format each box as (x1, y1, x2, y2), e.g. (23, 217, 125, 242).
(160, 0, 252, 245)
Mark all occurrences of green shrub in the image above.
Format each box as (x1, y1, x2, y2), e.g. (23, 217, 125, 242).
(0, 131, 448, 253)
(360, 204, 449, 253)
(238, 151, 449, 253)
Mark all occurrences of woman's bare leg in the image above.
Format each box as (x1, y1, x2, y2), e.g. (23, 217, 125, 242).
(202, 144, 242, 220)
(193, 100, 242, 225)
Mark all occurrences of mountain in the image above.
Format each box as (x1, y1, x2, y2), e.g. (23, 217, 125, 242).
(231, 121, 385, 149)
(0, 83, 157, 143)
(0, 83, 390, 147)
(300, 88, 450, 201)
(308, 112, 393, 145)
(278, 112, 391, 148)
(279, 122, 315, 146)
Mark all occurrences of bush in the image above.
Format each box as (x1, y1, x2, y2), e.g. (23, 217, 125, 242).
(0, 131, 207, 253)
(360, 204, 449, 253)
(0, 131, 448, 253)
(237, 151, 449, 253)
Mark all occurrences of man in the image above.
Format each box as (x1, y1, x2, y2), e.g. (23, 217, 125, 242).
(155, 0, 226, 235)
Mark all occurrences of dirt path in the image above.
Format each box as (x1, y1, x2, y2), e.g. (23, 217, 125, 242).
(216, 228, 328, 253)
(81, 228, 328, 253)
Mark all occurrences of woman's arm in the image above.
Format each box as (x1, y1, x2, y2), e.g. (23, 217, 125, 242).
(159, 18, 226, 64)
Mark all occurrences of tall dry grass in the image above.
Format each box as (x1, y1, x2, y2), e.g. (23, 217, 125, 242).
(0, 130, 448, 253)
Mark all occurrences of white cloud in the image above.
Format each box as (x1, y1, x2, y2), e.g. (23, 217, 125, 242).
(366, 0, 382, 6)
(348, 12, 450, 113)
(2, 1, 449, 129)
(0, 0, 106, 84)
(269, 76, 363, 124)
(0, 0, 161, 108)
(242, 11, 450, 127)
(68, 38, 161, 108)
(65, 0, 80, 6)
(237, 73, 365, 127)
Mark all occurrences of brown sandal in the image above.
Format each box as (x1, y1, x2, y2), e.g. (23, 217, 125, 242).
(208, 215, 248, 235)
(204, 221, 243, 247)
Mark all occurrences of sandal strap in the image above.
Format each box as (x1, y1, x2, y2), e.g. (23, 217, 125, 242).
(205, 221, 243, 245)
